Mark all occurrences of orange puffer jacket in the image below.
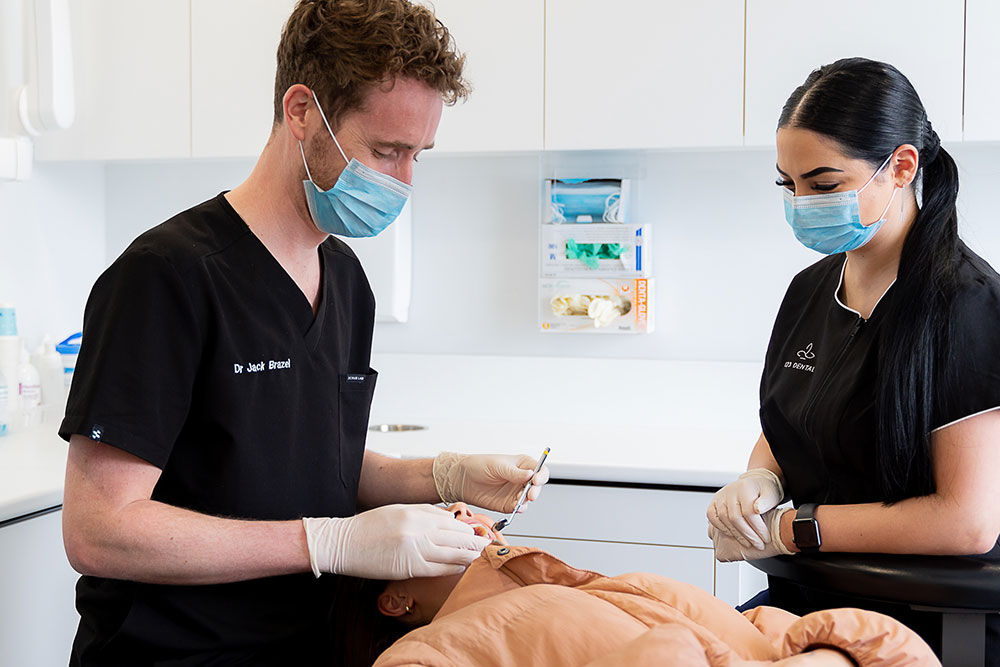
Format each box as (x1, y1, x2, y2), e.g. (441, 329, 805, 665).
(374, 545, 938, 666)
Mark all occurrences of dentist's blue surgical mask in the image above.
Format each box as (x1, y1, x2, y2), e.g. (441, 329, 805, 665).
(299, 91, 412, 237)
(783, 153, 899, 255)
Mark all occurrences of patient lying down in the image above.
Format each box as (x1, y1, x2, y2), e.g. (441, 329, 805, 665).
(332, 504, 938, 666)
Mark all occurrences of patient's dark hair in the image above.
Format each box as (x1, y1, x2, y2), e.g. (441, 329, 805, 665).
(330, 576, 410, 667)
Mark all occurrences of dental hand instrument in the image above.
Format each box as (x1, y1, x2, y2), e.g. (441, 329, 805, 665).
(492, 447, 550, 533)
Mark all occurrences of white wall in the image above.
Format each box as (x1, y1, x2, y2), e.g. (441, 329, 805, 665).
(99, 143, 1000, 364)
(0, 163, 106, 348)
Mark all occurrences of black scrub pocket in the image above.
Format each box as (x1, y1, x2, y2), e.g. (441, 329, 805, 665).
(338, 369, 377, 489)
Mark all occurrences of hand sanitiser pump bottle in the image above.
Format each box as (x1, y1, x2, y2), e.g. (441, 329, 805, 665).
(18, 342, 41, 428)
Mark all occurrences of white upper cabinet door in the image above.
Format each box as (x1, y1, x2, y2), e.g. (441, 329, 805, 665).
(34, 0, 191, 161)
(745, 0, 964, 147)
(424, 0, 544, 153)
(964, 0, 1000, 141)
(544, 0, 744, 151)
(191, 0, 297, 158)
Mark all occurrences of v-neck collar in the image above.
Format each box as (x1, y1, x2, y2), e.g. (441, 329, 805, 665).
(217, 193, 329, 350)
(833, 256, 896, 321)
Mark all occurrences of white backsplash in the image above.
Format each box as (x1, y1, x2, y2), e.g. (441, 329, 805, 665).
(0, 162, 106, 347)
(5, 143, 1000, 364)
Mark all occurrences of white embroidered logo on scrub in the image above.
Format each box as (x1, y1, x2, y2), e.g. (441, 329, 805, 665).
(232, 358, 292, 375)
(783, 343, 816, 373)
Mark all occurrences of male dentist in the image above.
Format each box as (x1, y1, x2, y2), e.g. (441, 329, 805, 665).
(60, 1, 548, 664)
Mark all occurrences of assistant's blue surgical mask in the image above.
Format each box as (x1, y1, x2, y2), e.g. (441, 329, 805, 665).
(783, 153, 899, 255)
(299, 91, 412, 237)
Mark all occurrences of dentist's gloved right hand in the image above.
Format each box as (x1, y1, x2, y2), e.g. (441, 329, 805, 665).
(302, 504, 490, 580)
(706, 468, 784, 550)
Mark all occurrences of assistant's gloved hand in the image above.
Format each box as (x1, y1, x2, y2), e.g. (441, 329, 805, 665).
(706, 468, 784, 550)
(433, 452, 550, 513)
(301, 504, 490, 580)
(711, 507, 794, 562)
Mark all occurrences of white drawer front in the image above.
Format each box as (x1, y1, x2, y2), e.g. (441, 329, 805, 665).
(509, 535, 715, 596)
(500, 483, 713, 548)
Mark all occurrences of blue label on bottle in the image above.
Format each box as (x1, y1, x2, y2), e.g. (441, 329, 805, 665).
(0, 307, 16, 336)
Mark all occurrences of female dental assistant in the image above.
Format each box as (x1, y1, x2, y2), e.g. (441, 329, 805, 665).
(706, 57, 1000, 653)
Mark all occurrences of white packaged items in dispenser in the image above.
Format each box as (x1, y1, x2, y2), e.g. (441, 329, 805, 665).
(545, 179, 630, 223)
(539, 278, 653, 334)
(541, 224, 650, 277)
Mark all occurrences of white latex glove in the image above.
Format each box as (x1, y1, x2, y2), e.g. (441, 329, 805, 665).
(433, 452, 550, 513)
(706, 468, 784, 550)
(588, 296, 622, 328)
(301, 504, 490, 580)
(710, 507, 794, 562)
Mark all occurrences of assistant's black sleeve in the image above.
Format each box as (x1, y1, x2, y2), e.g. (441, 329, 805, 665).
(933, 276, 1000, 431)
(59, 248, 203, 467)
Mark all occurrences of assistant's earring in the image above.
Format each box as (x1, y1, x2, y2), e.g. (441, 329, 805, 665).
(405, 605, 411, 614)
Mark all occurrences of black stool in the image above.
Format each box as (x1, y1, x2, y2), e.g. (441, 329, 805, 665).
(751, 553, 1000, 666)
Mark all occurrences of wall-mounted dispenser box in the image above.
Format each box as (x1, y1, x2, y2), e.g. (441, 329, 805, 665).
(541, 223, 651, 277)
(539, 277, 653, 334)
(544, 178, 630, 223)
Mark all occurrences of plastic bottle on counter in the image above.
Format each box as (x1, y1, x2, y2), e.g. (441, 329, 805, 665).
(17, 342, 41, 428)
(0, 303, 19, 416)
(31, 335, 66, 418)
(0, 369, 9, 436)
(56, 332, 81, 392)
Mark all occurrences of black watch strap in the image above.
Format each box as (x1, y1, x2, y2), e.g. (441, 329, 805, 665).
(792, 503, 822, 553)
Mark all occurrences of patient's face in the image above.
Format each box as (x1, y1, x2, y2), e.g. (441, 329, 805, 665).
(377, 502, 505, 625)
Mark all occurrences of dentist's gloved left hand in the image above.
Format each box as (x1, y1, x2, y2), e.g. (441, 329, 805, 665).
(433, 452, 550, 513)
(711, 507, 795, 562)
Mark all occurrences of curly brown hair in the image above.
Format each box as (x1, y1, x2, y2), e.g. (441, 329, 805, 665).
(273, 0, 469, 129)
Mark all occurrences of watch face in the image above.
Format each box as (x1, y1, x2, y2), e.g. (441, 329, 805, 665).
(792, 518, 821, 549)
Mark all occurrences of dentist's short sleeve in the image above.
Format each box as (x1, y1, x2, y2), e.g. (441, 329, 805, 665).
(932, 261, 1000, 432)
(59, 248, 203, 467)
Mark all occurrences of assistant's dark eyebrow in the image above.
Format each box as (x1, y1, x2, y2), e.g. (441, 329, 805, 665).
(776, 164, 846, 179)
(800, 166, 844, 179)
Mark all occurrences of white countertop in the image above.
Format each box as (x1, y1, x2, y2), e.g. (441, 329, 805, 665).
(366, 420, 754, 487)
(366, 354, 763, 487)
(0, 354, 764, 522)
(0, 423, 67, 524)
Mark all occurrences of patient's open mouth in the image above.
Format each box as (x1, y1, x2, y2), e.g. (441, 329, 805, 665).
(470, 522, 494, 540)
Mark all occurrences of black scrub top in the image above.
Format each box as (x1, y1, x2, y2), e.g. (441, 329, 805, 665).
(760, 244, 1000, 507)
(60, 193, 378, 665)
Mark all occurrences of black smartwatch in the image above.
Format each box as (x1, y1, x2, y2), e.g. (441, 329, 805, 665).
(792, 503, 822, 553)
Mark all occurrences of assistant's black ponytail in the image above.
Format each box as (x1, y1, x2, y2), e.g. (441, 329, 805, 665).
(779, 58, 966, 501)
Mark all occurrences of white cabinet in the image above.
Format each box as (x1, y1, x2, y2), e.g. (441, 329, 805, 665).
(544, 0, 744, 151)
(0, 510, 80, 667)
(191, 0, 297, 158)
(513, 536, 716, 594)
(33, 0, 191, 161)
(964, 0, 1000, 141)
(427, 0, 544, 153)
(745, 0, 964, 147)
(500, 483, 761, 603)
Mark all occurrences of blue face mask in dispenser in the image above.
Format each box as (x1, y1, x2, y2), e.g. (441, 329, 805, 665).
(550, 179, 623, 223)
(299, 91, 412, 238)
(783, 153, 898, 255)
